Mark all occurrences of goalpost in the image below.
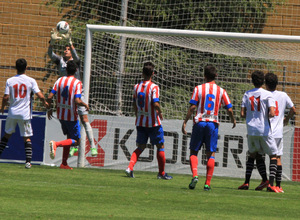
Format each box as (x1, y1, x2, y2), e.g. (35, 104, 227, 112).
(79, 25, 300, 181)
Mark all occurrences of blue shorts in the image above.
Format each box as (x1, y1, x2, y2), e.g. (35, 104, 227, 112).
(59, 120, 81, 140)
(136, 125, 164, 145)
(189, 122, 219, 152)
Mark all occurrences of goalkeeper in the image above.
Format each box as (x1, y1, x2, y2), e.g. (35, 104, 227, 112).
(48, 29, 98, 158)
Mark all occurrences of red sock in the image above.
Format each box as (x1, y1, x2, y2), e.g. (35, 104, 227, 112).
(128, 148, 142, 170)
(190, 155, 198, 177)
(157, 149, 166, 176)
(56, 139, 75, 147)
(205, 156, 215, 186)
(62, 147, 70, 165)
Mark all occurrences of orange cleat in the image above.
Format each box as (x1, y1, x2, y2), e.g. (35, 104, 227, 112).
(276, 186, 284, 193)
(49, 141, 57, 159)
(267, 184, 280, 193)
(60, 164, 73, 170)
(255, 180, 269, 191)
(238, 183, 249, 190)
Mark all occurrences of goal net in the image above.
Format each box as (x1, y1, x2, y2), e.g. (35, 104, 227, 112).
(80, 25, 299, 180)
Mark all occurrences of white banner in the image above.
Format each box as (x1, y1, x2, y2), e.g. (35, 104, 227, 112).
(44, 114, 294, 180)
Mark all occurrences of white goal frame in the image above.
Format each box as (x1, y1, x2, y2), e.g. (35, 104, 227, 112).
(79, 25, 300, 167)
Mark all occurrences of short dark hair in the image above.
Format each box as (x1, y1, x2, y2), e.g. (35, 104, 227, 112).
(143, 62, 155, 77)
(204, 64, 217, 81)
(16, 58, 27, 73)
(251, 71, 264, 87)
(265, 72, 278, 91)
(66, 60, 78, 75)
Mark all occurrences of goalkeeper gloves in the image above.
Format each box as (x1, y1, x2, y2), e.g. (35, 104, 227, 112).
(62, 30, 72, 46)
(50, 29, 62, 45)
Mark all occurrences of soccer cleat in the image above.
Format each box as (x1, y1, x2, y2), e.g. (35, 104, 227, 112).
(91, 147, 98, 157)
(69, 147, 78, 157)
(49, 141, 57, 159)
(60, 164, 73, 170)
(157, 173, 173, 180)
(276, 186, 284, 193)
(25, 162, 31, 169)
(238, 183, 249, 190)
(125, 168, 134, 178)
(204, 184, 211, 191)
(267, 184, 279, 193)
(188, 176, 198, 189)
(255, 180, 269, 191)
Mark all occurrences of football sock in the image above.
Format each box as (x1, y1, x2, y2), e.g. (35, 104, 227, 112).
(256, 158, 268, 182)
(205, 156, 215, 186)
(157, 148, 166, 176)
(83, 122, 96, 149)
(0, 136, 8, 156)
(56, 139, 76, 147)
(189, 155, 198, 178)
(128, 148, 143, 171)
(245, 157, 255, 184)
(62, 147, 70, 166)
(24, 141, 32, 163)
(269, 159, 278, 186)
(276, 165, 282, 187)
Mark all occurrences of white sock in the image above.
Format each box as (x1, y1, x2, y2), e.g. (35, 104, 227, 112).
(83, 121, 96, 149)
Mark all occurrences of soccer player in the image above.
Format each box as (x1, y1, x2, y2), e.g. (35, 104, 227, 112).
(238, 71, 279, 192)
(48, 29, 98, 157)
(182, 64, 236, 191)
(47, 60, 89, 170)
(125, 62, 173, 180)
(265, 72, 296, 192)
(0, 58, 48, 169)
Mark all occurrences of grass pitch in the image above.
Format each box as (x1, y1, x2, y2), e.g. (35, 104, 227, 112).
(0, 163, 299, 220)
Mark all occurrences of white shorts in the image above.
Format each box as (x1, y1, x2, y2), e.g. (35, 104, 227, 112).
(5, 117, 33, 137)
(78, 90, 88, 116)
(247, 135, 278, 156)
(274, 138, 283, 156)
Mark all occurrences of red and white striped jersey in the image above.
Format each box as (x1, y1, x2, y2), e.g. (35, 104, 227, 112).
(133, 80, 161, 127)
(51, 76, 82, 121)
(190, 82, 232, 124)
(241, 88, 275, 136)
(269, 90, 294, 138)
(5, 74, 41, 120)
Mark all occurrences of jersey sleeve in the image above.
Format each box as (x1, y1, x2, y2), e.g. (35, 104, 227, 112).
(241, 93, 247, 108)
(221, 89, 233, 109)
(48, 46, 61, 65)
(4, 80, 10, 95)
(189, 86, 199, 105)
(152, 85, 159, 103)
(285, 93, 294, 108)
(133, 84, 137, 102)
(31, 79, 41, 94)
(74, 81, 82, 98)
(267, 93, 276, 107)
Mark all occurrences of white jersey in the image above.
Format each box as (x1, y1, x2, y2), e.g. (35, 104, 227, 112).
(270, 90, 294, 138)
(241, 88, 275, 136)
(5, 74, 41, 120)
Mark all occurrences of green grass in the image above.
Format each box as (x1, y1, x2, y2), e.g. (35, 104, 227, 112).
(0, 163, 299, 220)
